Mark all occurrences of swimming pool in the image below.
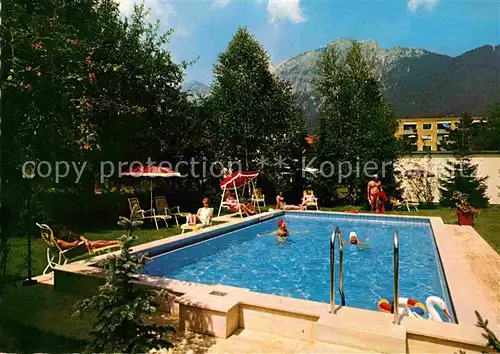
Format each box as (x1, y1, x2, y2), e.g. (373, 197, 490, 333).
(144, 212, 455, 322)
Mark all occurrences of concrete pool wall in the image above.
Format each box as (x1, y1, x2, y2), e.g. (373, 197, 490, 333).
(53, 210, 499, 353)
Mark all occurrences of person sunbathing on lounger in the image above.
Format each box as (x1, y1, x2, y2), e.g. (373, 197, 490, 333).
(56, 226, 120, 251)
(276, 191, 306, 210)
(226, 191, 256, 217)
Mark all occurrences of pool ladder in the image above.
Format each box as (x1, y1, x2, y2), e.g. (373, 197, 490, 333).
(393, 230, 401, 325)
(330, 226, 346, 314)
(329, 228, 400, 325)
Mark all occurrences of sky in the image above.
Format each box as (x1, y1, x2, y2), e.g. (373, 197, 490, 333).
(116, 0, 500, 84)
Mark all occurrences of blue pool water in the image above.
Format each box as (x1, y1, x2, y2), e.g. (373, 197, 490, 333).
(144, 213, 455, 322)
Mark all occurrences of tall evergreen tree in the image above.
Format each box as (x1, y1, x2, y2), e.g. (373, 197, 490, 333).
(209, 27, 306, 178)
(479, 103, 500, 151)
(439, 112, 489, 207)
(313, 41, 399, 205)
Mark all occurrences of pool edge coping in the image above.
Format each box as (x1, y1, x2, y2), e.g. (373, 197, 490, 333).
(54, 209, 498, 346)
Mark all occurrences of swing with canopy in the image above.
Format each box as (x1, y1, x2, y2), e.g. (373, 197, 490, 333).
(217, 170, 260, 218)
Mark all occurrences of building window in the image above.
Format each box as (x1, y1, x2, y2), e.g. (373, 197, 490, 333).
(422, 123, 432, 130)
(423, 145, 432, 152)
(403, 123, 417, 134)
(437, 122, 451, 132)
(422, 135, 432, 141)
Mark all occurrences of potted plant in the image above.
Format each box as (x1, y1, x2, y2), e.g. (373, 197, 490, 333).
(451, 191, 479, 226)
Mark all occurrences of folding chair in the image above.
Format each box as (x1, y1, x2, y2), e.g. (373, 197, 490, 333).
(128, 198, 171, 229)
(181, 208, 214, 234)
(390, 197, 419, 212)
(155, 196, 190, 226)
(302, 190, 319, 210)
(251, 188, 266, 211)
(36, 223, 86, 275)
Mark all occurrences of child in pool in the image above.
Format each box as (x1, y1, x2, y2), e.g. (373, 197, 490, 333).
(343, 231, 366, 248)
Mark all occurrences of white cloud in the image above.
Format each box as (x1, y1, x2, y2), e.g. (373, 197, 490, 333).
(266, 0, 305, 24)
(116, 0, 191, 39)
(116, 0, 175, 20)
(175, 27, 192, 37)
(212, 0, 230, 8)
(407, 0, 438, 12)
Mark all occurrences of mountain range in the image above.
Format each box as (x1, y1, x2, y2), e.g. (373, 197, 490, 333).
(183, 40, 500, 127)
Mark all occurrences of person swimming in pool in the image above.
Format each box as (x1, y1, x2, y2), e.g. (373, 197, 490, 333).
(343, 231, 366, 248)
(257, 220, 309, 238)
(275, 220, 289, 237)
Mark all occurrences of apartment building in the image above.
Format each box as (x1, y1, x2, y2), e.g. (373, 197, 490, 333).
(397, 117, 461, 152)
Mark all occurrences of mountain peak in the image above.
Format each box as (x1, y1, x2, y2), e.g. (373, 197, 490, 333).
(273, 41, 499, 128)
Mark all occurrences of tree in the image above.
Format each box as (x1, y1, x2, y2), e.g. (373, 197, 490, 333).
(73, 206, 174, 353)
(313, 40, 399, 205)
(442, 112, 481, 154)
(439, 112, 489, 207)
(479, 103, 500, 151)
(209, 27, 306, 179)
(1, 0, 194, 235)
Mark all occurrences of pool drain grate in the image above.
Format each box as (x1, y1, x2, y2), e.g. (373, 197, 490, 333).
(209, 290, 228, 297)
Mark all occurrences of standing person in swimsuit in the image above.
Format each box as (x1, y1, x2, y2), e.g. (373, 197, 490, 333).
(367, 175, 382, 213)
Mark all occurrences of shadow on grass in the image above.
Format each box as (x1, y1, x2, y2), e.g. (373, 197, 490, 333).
(0, 317, 87, 353)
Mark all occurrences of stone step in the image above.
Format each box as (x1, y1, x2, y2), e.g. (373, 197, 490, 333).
(208, 329, 378, 353)
(316, 307, 406, 353)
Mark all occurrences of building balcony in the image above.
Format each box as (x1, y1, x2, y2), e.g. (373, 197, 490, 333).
(437, 129, 449, 134)
(403, 129, 417, 135)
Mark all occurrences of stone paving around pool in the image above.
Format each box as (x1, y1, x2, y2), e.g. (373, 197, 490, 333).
(448, 225, 500, 330)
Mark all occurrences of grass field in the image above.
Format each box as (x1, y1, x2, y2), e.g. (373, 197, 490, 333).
(1, 206, 499, 352)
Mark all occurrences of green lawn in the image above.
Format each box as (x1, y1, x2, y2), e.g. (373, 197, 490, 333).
(0, 285, 91, 353)
(1, 206, 499, 352)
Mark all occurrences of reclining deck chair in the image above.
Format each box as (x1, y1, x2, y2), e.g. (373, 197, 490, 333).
(251, 188, 266, 211)
(181, 208, 214, 234)
(37, 223, 86, 275)
(155, 196, 190, 226)
(36, 223, 120, 275)
(389, 197, 419, 212)
(128, 198, 172, 229)
(303, 190, 319, 210)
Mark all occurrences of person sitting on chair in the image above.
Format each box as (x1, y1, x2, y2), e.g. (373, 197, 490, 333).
(187, 198, 213, 226)
(302, 190, 318, 206)
(56, 226, 120, 251)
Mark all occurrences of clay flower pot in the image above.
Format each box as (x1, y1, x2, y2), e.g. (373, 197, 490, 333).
(457, 211, 474, 226)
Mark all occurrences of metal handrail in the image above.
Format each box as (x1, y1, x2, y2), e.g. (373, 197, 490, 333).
(330, 226, 345, 314)
(393, 230, 400, 325)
